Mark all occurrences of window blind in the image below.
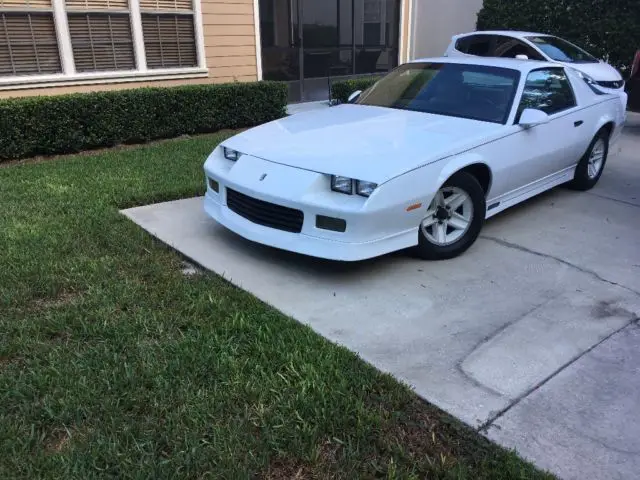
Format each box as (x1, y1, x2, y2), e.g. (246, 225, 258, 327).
(139, 0, 192, 11)
(65, 0, 128, 9)
(0, 0, 61, 76)
(141, 13, 196, 69)
(65, 0, 134, 72)
(140, 0, 195, 69)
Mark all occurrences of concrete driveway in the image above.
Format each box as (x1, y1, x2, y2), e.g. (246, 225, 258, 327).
(122, 115, 640, 480)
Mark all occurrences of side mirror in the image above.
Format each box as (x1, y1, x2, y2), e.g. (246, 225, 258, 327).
(347, 90, 362, 103)
(515, 54, 529, 60)
(519, 108, 549, 128)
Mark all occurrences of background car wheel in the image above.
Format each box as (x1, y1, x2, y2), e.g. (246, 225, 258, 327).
(568, 130, 609, 191)
(415, 172, 486, 260)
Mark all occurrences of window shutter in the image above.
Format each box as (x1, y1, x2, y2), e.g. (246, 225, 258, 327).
(65, 0, 134, 72)
(0, 0, 61, 76)
(139, 0, 195, 69)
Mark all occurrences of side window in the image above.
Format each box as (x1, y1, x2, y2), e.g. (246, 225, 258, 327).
(456, 34, 493, 56)
(517, 68, 576, 119)
(494, 36, 545, 61)
(455, 37, 470, 53)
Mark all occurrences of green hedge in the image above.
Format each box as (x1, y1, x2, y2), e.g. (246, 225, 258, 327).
(477, 0, 640, 73)
(0, 81, 288, 161)
(331, 77, 379, 104)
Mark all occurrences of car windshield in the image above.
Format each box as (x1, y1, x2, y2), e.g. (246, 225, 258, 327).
(525, 36, 598, 63)
(355, 62, 520, 124)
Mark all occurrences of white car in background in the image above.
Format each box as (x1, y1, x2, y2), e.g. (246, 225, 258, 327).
(203, 57, 626, 261)
(445, 31, 627, 109)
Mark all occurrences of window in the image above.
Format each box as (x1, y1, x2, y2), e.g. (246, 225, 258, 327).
(517, 68, 576, 119)
(356, 62, 520, 124)
(140, 0, 196, 69)
(493, 36, 544, 61)
(455, 34, 493, 56)
(0, 0, 203, 86)
(525, 36, 598, 64)
(66, 0, 134, 72)
(0, 0, 61, 76)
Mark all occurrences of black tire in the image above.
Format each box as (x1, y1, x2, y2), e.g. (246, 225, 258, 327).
(567, 129, 609, 191)
(414, 171, 486, 260)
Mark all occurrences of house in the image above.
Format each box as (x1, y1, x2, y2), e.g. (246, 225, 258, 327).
(0, 0, 482, 102)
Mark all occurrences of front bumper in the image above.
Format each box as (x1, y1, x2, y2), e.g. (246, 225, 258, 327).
(202, 151, 423, 261)
(203, 191, 416, 261)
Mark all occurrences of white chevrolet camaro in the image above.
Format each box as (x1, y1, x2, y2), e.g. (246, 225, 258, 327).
(203, 57, 627, 261)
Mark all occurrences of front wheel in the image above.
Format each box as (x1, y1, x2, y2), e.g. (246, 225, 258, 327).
(414, 172, 486, 260)
(567, 130, 609, 191)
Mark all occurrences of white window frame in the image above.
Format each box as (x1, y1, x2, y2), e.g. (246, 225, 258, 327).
(0, 0, 207, 91)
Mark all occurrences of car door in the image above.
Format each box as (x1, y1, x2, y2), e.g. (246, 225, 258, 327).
(488, 66, 585, 200)
(514, 67, 585, 178)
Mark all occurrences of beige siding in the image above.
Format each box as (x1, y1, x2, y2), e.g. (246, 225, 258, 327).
(203, 14, 254, 25)
(204, 24, 255, 36)
(201, 2, 253, 14)
(0, 0, 259, 98)
(206, 35, 255, 46)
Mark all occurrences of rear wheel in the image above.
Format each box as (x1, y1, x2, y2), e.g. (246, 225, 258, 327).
(415, 172, 486, 260)
(568, 130, 609, 191)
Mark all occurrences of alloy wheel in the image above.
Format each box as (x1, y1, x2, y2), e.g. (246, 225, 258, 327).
(421, 187, 474, 246)
(587, 138, 606, 179)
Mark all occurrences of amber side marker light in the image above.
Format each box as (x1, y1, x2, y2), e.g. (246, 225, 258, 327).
(406, 203, 422, 212)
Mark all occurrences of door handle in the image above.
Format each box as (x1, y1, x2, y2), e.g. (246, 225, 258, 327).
(574, 120, 584, 127)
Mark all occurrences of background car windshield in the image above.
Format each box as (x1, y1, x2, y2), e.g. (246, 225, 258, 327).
(525, 36, 598, 63)
(356, 62, 520, 124)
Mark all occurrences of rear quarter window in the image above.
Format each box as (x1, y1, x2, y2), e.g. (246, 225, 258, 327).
(455, 35, 493, 56)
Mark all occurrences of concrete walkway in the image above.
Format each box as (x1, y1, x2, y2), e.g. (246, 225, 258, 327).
(122, 119, 640, 480)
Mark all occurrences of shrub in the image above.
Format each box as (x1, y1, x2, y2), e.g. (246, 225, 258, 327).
(477, 0, 640, 73)
(331, 77, 380, 104)
(0, 81, 288, 161)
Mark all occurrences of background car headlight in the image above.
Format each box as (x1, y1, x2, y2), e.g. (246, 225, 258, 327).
(223, 146, 241, 161)
(356, 180, 377, 197)
(331, 176, 353, 194)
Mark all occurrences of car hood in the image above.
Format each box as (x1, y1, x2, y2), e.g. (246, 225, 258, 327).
(223, 105, 503, 184)
(563, 61, 622, 81)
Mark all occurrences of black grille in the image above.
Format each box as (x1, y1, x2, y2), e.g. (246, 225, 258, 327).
(597, 80, 624, 89)
(226, 188, 304, 233)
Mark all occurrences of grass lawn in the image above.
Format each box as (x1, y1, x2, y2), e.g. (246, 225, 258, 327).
(0, 133, 555, 479)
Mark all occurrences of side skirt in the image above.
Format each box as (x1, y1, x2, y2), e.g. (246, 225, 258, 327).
(484, 165, 577, 219)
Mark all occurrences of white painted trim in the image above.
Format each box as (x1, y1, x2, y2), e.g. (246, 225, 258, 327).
(407, 0, 414, 61)
(51, 0, 75, 75)
(0, 68, 209, 91)
(129, 0, 147, 71)
(253, 0, 263, 80)
(193, 0, 206, 69)
(398, 0, 405, 64)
